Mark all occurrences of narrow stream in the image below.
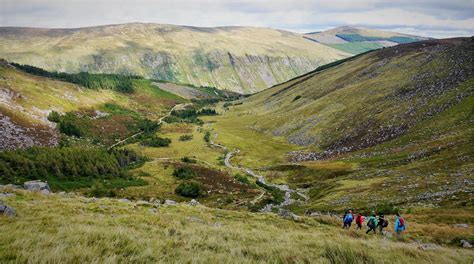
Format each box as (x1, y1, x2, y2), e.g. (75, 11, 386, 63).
(211, 134, 309, 211)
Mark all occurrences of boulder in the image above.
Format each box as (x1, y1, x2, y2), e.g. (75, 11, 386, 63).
(278, 208, 300, 221)
(453, 224, 469, 229)
(460, 240, 472, 248)
(24, 180, 51, 194)
(118, 198, 131, 203)
(164, 199, 177, 206)
(417, 243, 439, 251)
(260, 204, 273, 213)
(0, 204, 16, 217)
(148, 208, 158, 214)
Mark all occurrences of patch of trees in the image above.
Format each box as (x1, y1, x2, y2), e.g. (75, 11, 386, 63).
(163, 108, 203, 124)
(175, 180, 205, 198)
(172, 167, 196, 180)
(163, 107, 218, 124)
(198, 108, 217, 116)
(172, 166, 205, 198)
(179, 134, 193, 141)
(11, 62, 140, 93)
(0, 147, 144, 186)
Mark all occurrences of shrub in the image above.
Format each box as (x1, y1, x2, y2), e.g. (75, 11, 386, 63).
(204, 131, 211, 143)
(234, 173, 250, 185)
(181, 157, 196, 163)
(175, 181, 204, 198)
(137, 119, 160, 133)
(140, 136, 171, 147)
(179, 134, 193, 141)
(58, 113, 82, 137)
(47, 111, 61, 123)
(172, 167, 196, 179)
(292, 95, 302, 102)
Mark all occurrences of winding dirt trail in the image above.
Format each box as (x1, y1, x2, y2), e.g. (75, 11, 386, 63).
(109, 103, 191, 150)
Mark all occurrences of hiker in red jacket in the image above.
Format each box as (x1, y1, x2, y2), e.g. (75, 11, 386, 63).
(355, 213, 364, 230)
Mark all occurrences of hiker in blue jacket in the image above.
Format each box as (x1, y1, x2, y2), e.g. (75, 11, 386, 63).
(394, 212, 406, 239)
(343, 209, 354, 229)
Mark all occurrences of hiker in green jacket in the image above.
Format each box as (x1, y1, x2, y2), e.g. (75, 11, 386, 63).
(366, 212, 378, 234)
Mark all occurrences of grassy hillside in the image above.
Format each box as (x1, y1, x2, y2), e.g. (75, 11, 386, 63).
(0, 23, 350, 94)
(206, 38, 473, 211)
(305, 26, 429, 54)
(0, 61, 187, 150)
(1, 189, 473, 263)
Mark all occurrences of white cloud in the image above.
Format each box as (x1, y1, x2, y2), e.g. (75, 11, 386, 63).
(1, 0, 473, 38)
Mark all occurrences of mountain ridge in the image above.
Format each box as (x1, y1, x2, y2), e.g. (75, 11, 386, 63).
(0, 23, 350, 94)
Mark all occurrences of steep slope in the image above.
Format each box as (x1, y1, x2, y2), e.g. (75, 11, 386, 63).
(0, 23, 350, 94)
(210, 37, 473, 209)
(0, 61, 186, 150)
(305, 26, 429, 54)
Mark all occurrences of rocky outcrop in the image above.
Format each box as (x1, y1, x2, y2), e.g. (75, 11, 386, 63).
(0, 200, 16, 217)
(24, 180, 51, 194)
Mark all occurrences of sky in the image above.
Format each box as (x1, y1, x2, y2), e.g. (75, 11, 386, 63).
(1, 0, 474, 38)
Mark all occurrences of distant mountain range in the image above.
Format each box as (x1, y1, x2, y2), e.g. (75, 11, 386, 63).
(304, 26, 430, 54)
(0, 23, 428, 93)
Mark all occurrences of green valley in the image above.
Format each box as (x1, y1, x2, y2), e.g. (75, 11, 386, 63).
(1, 19, 473, 264)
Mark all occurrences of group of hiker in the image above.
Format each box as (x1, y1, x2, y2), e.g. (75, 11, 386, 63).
(342, 210, 406, 239)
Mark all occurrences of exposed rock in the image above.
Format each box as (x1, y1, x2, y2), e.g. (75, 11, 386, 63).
(260, 204, 273, 213)
(0, 204, 16, 217)
(118, 198, 131, 203)
(0, 193, 15, 199)
(278, 208, 300, 221)
(148, 208, 158, 214)
(164, 199, 177, 206)
(24, 180, 51, 194)
(417, 243, 439, 251)
(188, 199, 200, 206)
(460, 240, 472, 248)
(152, 200, 161, 207)
(453, 224, 469, 229)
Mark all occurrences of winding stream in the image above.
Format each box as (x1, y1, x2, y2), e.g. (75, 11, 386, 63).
(210, 133, 309, 211)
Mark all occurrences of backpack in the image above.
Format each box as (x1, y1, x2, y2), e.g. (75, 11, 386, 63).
(367, 218, 375, 228)
(398, 217, 405, 228)
(345, 214, 353, 222)
(356, 215, 362, 224)
(382, 219, 389, 228)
